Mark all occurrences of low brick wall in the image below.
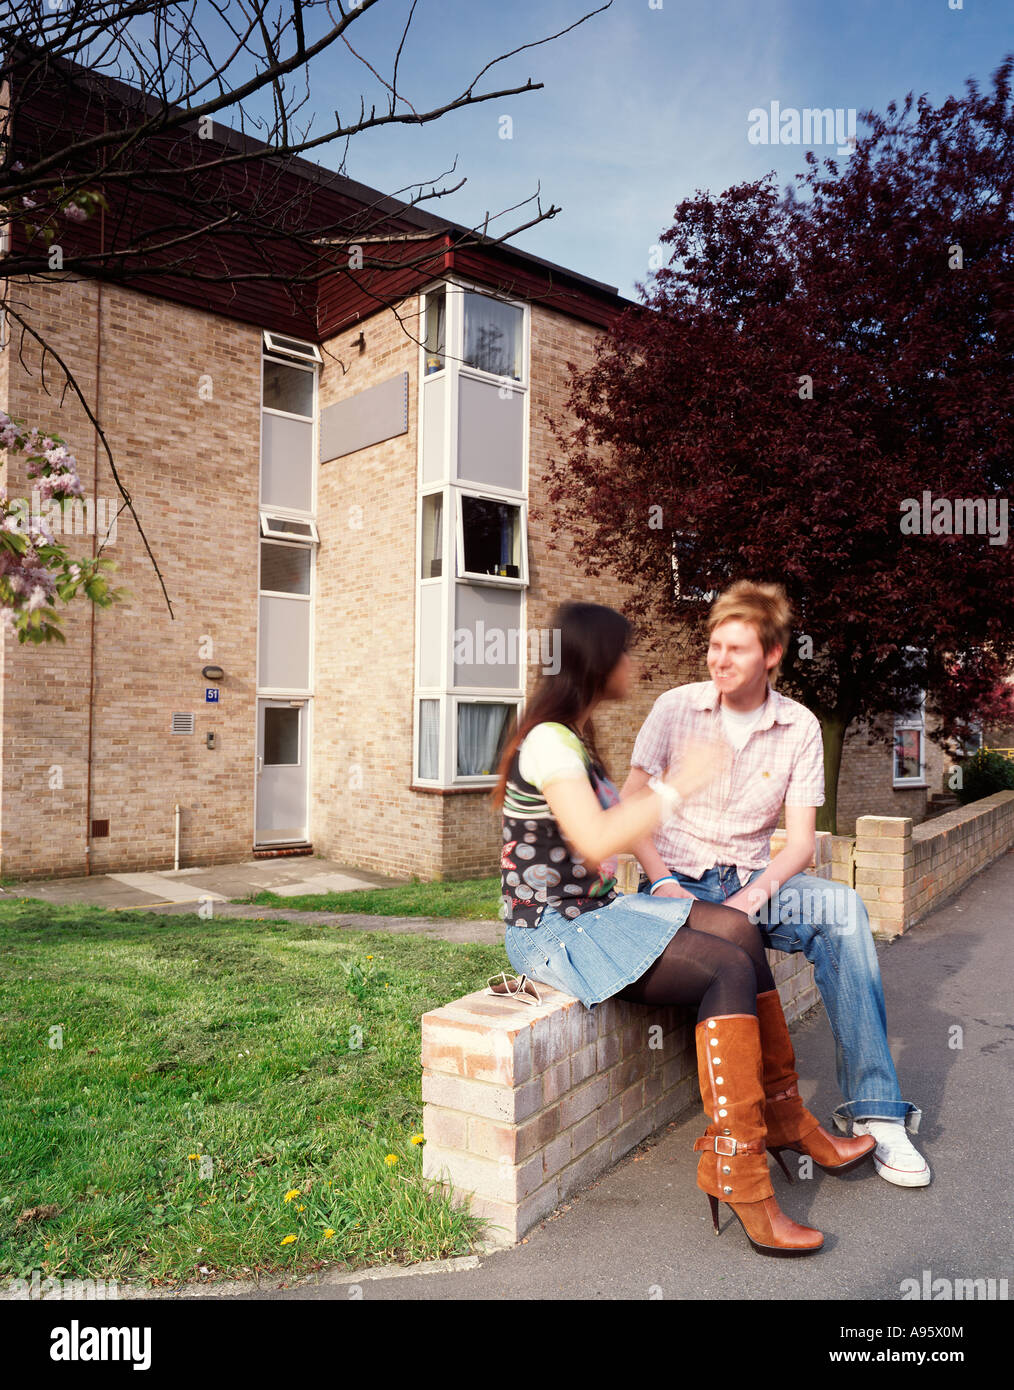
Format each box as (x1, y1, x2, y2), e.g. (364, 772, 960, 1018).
(851, 791, 1014, 937)
(421, 841, 832, 1248)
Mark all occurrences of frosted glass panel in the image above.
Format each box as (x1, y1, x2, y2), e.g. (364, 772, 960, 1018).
(457, 376, 523, 490)
(261, 413, 313, 511)
(422, 375, 445, 483)
(454, 586, 522, 688)
(259, 594, 311, 688)
(419, 583, 443, 687)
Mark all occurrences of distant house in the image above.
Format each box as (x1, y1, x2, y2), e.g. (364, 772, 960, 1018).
(0, 54, 949, 881)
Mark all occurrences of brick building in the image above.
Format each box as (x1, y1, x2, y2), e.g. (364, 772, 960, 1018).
(0, 56, 945, 881)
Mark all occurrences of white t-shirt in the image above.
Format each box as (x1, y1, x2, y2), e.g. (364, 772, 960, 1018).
(518, 721, 589, 790)
(719, 700, 766, 752)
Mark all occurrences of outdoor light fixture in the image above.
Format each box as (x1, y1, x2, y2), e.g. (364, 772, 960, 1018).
(202, 665, 224, 681)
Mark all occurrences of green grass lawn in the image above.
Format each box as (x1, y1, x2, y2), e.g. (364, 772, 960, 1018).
(231, 875, 503, 919)
(0, 898, 511, 1288)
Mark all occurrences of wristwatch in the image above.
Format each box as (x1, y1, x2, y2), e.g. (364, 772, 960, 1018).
(648, 776, 683, 815)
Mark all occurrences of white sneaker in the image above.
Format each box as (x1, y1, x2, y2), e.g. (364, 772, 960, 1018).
(852, 1119, 931, 1187)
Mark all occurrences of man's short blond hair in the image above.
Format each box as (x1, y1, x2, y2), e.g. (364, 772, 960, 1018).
(707, 581, 793, 681)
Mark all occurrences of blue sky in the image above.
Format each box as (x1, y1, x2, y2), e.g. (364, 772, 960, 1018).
(209, 0, 1011, 299)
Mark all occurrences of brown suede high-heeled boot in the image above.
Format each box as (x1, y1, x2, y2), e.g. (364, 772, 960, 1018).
(694, 1012, 824, 1256)
(755, 989, 876, 1180)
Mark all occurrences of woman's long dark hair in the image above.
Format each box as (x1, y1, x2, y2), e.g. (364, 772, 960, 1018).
(491, 601, 632, 808)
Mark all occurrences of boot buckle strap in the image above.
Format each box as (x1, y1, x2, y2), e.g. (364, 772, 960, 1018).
(696, 1135, 738, 1156)
(694, 1135, 765, 1156)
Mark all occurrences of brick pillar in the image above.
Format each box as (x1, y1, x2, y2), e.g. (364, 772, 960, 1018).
(854, 815, 913, 938)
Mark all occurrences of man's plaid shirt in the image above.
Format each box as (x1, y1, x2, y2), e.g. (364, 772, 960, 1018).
(630, 680, 825, 882)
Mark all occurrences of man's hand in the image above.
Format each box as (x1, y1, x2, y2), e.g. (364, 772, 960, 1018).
(725, 881, 771, 921)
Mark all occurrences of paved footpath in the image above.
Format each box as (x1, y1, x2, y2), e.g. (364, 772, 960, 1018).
(144, 853, 1013, 1302)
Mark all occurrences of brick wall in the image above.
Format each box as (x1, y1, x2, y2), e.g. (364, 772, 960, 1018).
(311, 298, 447, 878)
(852, 791, 1014, 936)
(1, 274, 261, 878)
(421, 849, 829, 1247)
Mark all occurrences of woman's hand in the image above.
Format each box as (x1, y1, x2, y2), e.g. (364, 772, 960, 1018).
(649, 879, 696, 900)
(664, 735, 730, 802)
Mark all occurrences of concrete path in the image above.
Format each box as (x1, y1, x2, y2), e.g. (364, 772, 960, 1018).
(0, 856, 505, 945)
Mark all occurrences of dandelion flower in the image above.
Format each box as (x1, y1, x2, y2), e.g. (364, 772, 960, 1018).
(410, 1134, 425, 1145)
(280, 1234, 297, 1246)
(384, 1154, 399, 1166)
(296, 1205, 305, 1212)
(187, 1154, 200, 1161)
(283, 1189, 300, 1203)
(323, 1229, 335, 1240)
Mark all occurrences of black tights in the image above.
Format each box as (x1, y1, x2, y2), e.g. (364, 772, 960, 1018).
(615, 898, 775, 1021)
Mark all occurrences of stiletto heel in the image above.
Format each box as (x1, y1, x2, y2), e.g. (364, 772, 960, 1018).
(707, 1192, 720, 1234)
(770, 1146, 794, 1183)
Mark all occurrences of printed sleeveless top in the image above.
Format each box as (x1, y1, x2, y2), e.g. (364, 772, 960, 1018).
(500, 721, 620, 929)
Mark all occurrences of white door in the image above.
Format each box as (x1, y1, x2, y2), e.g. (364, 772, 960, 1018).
(255, 698, 309, 844)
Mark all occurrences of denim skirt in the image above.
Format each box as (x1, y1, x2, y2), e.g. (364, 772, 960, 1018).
(503, 892, 694, 1010)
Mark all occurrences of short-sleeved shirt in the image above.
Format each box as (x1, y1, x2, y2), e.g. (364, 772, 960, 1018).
(630, 680, 824, 882)
(500, 721, 620, 928)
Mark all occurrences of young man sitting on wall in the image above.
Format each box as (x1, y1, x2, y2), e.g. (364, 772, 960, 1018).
(621, 580, 930, 1187)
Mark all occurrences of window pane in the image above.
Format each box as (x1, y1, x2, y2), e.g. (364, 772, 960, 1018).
(462, 292, 522, 380)
(421, 493, 443, 578)
(264, 359, 314, 416)
(418, 700, 440, 779)
(425, 289, 446, 375)
(457, 703, 512, 777)
(894, 729, 922, 780)
(260, 542, 311, 594)
(261, 414, 313, 511)
(264, 516, 313, 537)
(265, 707, 300, 765)
(461, 496, 521, 577)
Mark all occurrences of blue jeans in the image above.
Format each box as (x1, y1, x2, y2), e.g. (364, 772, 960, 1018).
(641, 865, 921, 1134)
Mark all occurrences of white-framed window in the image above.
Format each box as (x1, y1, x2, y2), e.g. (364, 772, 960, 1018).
(461, 289, 524, 382)
(455, 697, 517, 780)
(420, 490, 444, 579)
(262, 353, 315, 420)
(454, 697, 519, 782)
(893, 689, 926, 785)
(423, 286, 446, 376)
(262, 330, 322, 364)
(259, 539, 312, 596)
(455, 489, 527, 584)
(419, 278, 529, 389)
(413, 696, 521, 785)
(416, 697, 442, 782)
(260, 513, 319, 542)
